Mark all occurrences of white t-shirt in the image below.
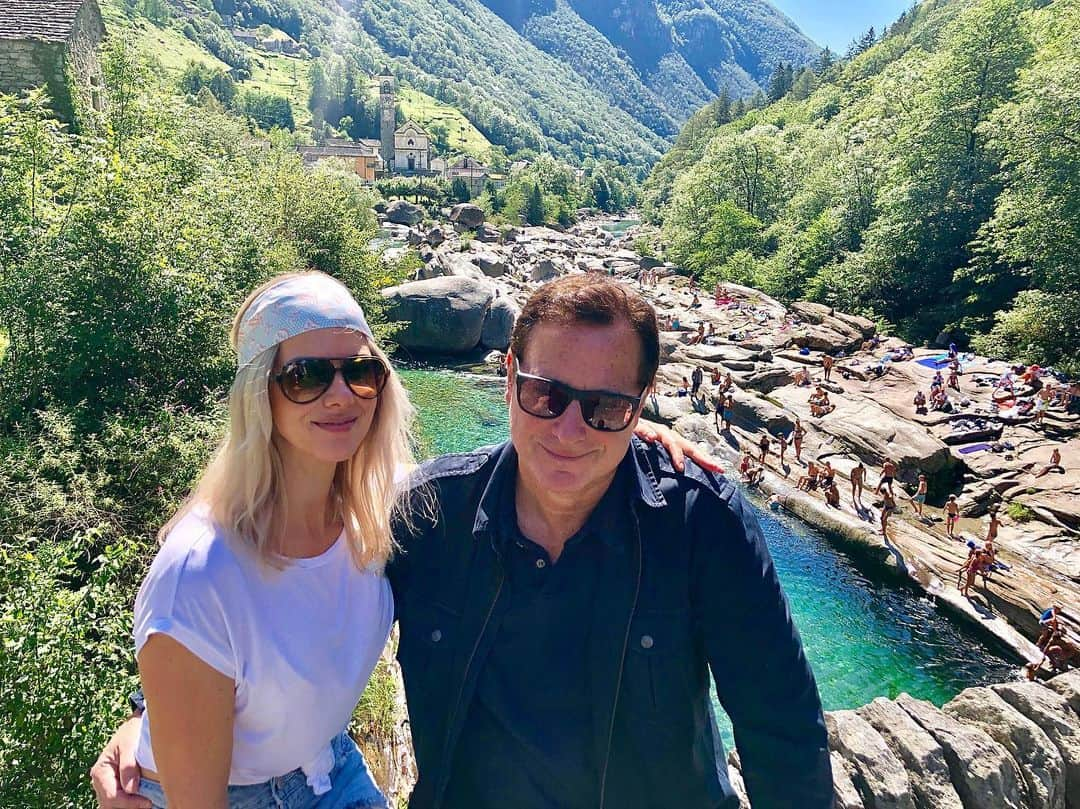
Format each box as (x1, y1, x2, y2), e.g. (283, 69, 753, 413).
(133, 509, 393, 793)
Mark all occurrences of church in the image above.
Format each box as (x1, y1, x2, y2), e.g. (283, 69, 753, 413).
(378, 68, 435, 176)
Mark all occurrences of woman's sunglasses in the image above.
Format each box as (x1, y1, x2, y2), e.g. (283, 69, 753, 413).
(513, 365, 645, 432)
(273, 355, 389, 404)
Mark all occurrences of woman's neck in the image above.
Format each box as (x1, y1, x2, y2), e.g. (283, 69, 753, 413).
(278, 456, 341, 558)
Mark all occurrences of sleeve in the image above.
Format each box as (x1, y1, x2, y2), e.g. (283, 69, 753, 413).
(133, 535, 236, 680)
(690, 483, 832, 809)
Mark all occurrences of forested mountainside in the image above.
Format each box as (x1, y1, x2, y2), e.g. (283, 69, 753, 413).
(645, 0, 1080, 372)
(113, 0, 816, 165)
(481, 0, 819, 130)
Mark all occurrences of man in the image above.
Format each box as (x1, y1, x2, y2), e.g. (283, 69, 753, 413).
(93, 276, 831, 808)
(691, 364, 704, 397)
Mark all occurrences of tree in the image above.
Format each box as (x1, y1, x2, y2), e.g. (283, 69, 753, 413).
(767, 62, 794, 102)
(524, 182, 545, 225)
(593, 173, 612, 212)
(450, 177, 471, 203)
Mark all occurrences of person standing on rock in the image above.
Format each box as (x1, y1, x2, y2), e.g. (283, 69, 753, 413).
(945, 494, 960, 539)
(822, 354, 834, 382)
(759, 432, 771, 464)
(880, 487, 897, 538)
(793, 416, 806, 463)
(910, 474, 928, 518)
(777, 431, 788, 469)
(850, 462, 866, 507)
(986, 505, 1001, 544)
(691, 365, 703, 397)
(877, 458, 897, 496)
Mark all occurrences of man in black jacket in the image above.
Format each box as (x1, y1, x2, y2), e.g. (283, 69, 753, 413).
(92, 276, 831, 809)
(391, 275, 830, 808)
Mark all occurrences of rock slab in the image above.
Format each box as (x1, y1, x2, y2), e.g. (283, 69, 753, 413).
(381, 276, 492, 353)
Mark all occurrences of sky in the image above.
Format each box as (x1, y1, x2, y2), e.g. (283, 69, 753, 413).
(768, 0, 917, 53)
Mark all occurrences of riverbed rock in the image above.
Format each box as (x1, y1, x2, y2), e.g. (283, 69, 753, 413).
(476, 223, 502, 243)
(642, 392, 696, 425)
(531, 258, 560, 282)
(858, 697, 963, 809)
(425, 225, 447, 246)
(1047, 670, 1080, 714)
(385, 200, 424, 226)
(742, 367, 794, 394)
(944, 686, 1065, 809)
(897, 693, 1025, 809)
(480, 296, 519, 351)
(992, 682, 1080, 807)
(725, 752, 752, 809)
(380, 276, 492, 353)
(831, 751, 868, 809)
(449, 203, 485, 229)
(474, 252, 508, 278)
(825, 710, 915, 809)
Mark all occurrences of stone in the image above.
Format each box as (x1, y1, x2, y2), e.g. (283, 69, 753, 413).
(385, 200, 424, 226)
(833, 310, 878, 339)
(406, 229, 423, 246)
(858, 697, 963, 809)
(831, 751, 867, 809)
(372, 200, 388, 214)
(480, 296, 519, 351)
(1047, 670, 1080, 715)
(741, 367, 794, 394)
(641, 392, 696, 425)
(439, 251, 486, 280)
(945, 687, 1065, 809)
(530, 258, 560, 282)
(825, 709, 915, 809)
(639, 256, 663, 270)
(449, 203, 485, 229)
(424, 225, 447, 246)
(475, 223, 501, 243)
(725, 752, 752, 809)
(474, 252, 508, 278)
(380, 276, 492, 353)
(790, 301, 833, 324)
(992, 682, 1080, 808)
(504, 227, 523, 242)
(897, 693, 1025, 809)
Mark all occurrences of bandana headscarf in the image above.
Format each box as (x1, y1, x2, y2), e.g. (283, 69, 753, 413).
(236, 273, 373, 367)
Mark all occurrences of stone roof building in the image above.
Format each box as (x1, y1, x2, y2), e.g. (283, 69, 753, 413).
(297, 138, 383, 182)
(0, 0, 106, 129)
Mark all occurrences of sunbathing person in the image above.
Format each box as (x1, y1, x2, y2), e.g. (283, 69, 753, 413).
(809, 386, 833, 417)
(797, 461, 820, 492)
(818, 461, 835, 490)
(710, 367, 722, 386)
(913, 390, 927, 415)
(823, 480, 841, 508)
(793, 367, 811, 387)
(1034, 447, 1064, 478)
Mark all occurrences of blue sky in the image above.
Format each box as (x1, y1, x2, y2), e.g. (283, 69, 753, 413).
(769, 0, 916, 52)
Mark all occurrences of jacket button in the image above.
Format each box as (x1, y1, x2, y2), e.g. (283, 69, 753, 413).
(640, 635, 654, 649)
(430, 629, 442, 643)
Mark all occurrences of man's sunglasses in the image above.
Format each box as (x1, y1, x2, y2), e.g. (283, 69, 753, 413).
(273, 356, 389, 404)
(513, 366, 645, 432)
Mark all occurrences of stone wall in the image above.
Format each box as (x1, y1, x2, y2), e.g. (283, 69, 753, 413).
(67, 0, 106, 122)
(0, 39, 69, 117)
(727, 670, 1080, 809)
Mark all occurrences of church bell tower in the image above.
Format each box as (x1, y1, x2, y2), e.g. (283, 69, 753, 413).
(378, 67, 396, 170)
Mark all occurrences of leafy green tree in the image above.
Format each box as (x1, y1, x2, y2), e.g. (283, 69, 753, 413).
(450, 176, 471, 202)
(524, 182, 545, 225)
(592, 173, 612, 212)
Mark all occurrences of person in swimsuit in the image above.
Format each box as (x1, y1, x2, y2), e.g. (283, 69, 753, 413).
(823, 480, 840, 508)
(793, 417, 806, 462)
(818, 461, 835, 490)
(910, 474, 927, 517)
(945, 494, 960, 539)
(877, 459, 896, 495)
(759, 433, 771, 464)
(797, 461, 819, 492)
(986, 506, 1001, 544)
(1034, 447, 1063, 478)
(880, 488, 897, 538)
(822, 354, 834, 382)
(850, 462, 866, 507)
(777, 432, 788, 468)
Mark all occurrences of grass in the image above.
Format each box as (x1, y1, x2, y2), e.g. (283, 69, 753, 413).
(247, 52, 312, 129)
(390, 85, 493, 161)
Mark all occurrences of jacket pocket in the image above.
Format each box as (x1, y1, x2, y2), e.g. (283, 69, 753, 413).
(626, 609, 695, 717)
(396, 600, 461, 694)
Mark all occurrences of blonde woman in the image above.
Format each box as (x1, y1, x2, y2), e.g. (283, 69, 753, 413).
(127, 271, 411, 809)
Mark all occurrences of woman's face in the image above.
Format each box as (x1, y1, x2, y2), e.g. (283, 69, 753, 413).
(268, 328, 380, 472)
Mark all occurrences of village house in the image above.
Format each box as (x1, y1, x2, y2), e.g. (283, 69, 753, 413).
(297, 138, 383, 182)
(445, 155, 491, 195)
(0, 0, 105, 129)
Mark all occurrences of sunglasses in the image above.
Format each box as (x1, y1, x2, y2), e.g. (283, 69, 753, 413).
(513, 365, 645, 432)
(273, 355, 389, 404)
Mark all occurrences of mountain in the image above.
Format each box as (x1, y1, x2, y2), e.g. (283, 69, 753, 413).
(645, 0, 1080, 371)
(110, 0, 818, 166)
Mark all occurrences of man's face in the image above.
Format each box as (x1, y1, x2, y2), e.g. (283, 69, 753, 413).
(507, 320, 647, 499)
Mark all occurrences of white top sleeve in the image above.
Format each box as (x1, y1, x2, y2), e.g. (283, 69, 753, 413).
(133, 519, 236, 679)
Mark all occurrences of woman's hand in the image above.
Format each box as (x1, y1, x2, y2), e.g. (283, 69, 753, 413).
(634, 419, 723, 473)
(89, 716, 152, 808)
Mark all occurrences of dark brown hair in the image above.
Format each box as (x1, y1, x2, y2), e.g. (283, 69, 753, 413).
(510, 274, 659, 388)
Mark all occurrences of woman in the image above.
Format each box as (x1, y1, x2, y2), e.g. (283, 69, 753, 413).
(125, 272, 413, 808)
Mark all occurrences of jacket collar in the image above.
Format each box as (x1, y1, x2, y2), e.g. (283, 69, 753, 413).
(472, 437, 668, 540)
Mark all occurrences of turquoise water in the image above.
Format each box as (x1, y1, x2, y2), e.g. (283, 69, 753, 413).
(598, 217, 640, 237)
(400, 368, 1018, 744)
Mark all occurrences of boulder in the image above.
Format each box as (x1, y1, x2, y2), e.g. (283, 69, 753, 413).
(372, 200, 388, 214)
(642, 392, 696, 425)
(831, 751, 868, 809)
(742, 367, 793, 394)
(380, 276, 492, 353)
(531, 258, 560, 282)
(449, 203, 485, 229)
(897, 693, 1025, 809)
(504, 227, 523, 242)
(406, 228, 424, 246)
(992, 682, 1080, 807)
(474, 252, 508, 278)
(480, 296, 519, 351)
(945, 686, 1065, 809)
(833, 311, 878, 339)
(475, 223, 501, 243)
(385, 200, 424, 226)
(858, 697, 963, 809)
(725, 752, 752, 809)
(425, 225, 447, 246)
(1047, 670, 1080, 715)
(640, 256, 663, 270)
(727, 388, 795, 434)
(825, 710, 915, 809)
(440, 251, 486, 280)
(795, 323, 862, 352)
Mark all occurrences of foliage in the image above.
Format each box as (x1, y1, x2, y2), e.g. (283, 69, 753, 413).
(647, 0, 1079, 372)
(234, 87, 296, 130)
(1005, 502, 1036, 522)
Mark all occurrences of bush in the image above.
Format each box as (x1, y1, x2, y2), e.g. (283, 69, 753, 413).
(1005, 501, 1036, 522)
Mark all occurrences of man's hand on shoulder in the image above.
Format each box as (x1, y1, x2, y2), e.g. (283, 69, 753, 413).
(89, 715, 151, 808)
(634, 419, 723, 473)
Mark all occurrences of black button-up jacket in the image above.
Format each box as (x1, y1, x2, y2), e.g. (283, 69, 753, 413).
(388, 438, 832, 809)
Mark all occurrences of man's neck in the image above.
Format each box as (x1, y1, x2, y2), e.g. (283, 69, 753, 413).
(513, 469, 617, 563)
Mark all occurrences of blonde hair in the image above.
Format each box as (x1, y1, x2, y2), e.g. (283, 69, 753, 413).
(160, 272, 418, 570)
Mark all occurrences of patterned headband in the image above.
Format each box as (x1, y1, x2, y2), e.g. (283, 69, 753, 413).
(235, 273, 373, 367)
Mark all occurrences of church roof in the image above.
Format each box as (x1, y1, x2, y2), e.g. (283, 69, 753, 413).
(0, 0, 99, 42)
(396, 120, 431, 138)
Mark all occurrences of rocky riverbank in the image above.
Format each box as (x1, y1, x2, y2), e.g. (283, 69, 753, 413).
(376, 204, 1079, 670)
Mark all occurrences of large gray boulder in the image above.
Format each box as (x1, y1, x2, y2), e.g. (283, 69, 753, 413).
(449, 203, 485, 229)
(858, 697, 963, 809)
(1048, 670, 1080, 715)
(945, 686, 1065, 809)
(831, 751, 867, 809)
(385, 200, 424, 226)
(992, 682, 1080, 808)
(897, 693, 1025, 809)
(742, 367, 794, 394)
(440, 251, 486, 280)
(475, 223, 501, 243)
(531, 258, 560, 282)
(424, 225, 447, 246)
(825, 710, 915, 809)
(474, 252, 508, 278)
(480, 296, 519, 351)
(381, 276, 492, 353)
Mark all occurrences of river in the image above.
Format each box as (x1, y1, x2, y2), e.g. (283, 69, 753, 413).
(400, 367, 1017, 746)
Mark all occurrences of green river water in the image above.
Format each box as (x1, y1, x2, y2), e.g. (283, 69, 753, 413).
(400, 353, 1017, 748)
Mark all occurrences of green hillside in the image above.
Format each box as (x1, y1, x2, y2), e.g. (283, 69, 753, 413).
(646, 0, 1080, 371)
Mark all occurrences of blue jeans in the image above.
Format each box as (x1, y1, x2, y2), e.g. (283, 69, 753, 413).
(137, 732, 387, 809)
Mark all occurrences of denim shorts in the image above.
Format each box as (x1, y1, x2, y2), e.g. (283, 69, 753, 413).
(137, 732, 387, 809)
